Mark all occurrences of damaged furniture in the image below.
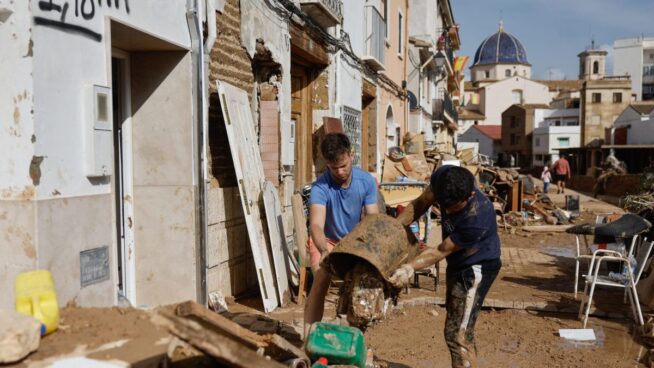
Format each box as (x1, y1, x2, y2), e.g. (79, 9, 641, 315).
(566, 213, 652, 298)
(578, 238, 654, 328)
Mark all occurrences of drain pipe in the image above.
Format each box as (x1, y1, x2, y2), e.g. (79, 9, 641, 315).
(199, 0, 217, 305)
(186, 0, 209, 306)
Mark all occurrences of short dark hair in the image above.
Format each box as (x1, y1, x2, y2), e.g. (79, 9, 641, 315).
(431, 166, 475, 208)
(321, 133, 351, 162)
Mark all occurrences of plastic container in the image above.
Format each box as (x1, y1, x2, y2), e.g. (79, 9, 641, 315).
(306, 322, 367, 368)
(311, 357, 328, 368)
(15, 270, 59, 335)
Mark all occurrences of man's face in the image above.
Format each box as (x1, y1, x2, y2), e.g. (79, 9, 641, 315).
(326, 152, 354, 185)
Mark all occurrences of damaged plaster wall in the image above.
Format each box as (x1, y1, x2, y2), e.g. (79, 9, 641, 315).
(0, 0, 37, 309)
(0, 0, 194, 308)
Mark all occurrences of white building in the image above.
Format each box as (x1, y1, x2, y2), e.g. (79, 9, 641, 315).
(1, 0, 201, 309)
(613, 103, 654, 145)
(458, 125, 501, 162)
(532, 108, 580, 166)
(613, 37, 654, 101)
(459, 23, 551, 134)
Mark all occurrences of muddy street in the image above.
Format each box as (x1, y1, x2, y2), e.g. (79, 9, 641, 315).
(365, 305, 645, 368)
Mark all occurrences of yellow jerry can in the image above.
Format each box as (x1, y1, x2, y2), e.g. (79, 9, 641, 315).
(15, 270, 59, 335)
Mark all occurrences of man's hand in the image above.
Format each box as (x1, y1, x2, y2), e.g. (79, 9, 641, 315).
(389, 264, 414, 288)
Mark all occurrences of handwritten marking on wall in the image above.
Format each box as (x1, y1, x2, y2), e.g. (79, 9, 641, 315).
(33, 0, 130, 42)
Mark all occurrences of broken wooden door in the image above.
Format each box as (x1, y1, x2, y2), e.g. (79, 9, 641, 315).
(217, 81, 279, 312)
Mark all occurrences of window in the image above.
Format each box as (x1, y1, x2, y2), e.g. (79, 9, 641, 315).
(593, 61, 599, 74)
(510, 133, 516, 145)
(558, 137, 570, 147)
(591, 115, 601, 125)
(592, 93, 601, 103)
(510, 116, 518, 128)
(535, 137, 540, 147)
(382, 0, 388, 38)
(397, 11, 403, 55)
(505, 69, 511, 77)
(613, 92, 622, 103)
(555, 120, 561, 126)
(484, 70, 490, 79)
(512, 89, 523, 104)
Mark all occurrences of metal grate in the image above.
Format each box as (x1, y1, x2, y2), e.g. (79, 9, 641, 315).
(341, 105, 362, 167)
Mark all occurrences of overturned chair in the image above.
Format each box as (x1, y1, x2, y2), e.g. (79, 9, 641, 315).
(566, 213, 653, 327)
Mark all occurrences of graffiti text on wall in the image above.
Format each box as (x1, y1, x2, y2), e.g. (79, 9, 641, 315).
(33, 0, 131, 42)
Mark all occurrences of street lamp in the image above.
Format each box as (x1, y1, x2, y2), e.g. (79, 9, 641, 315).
(434, 51, 446, 70)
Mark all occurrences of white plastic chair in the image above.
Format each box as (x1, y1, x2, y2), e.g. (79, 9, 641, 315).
(574, 232, 643, 298)
(578, 238, 653, 328)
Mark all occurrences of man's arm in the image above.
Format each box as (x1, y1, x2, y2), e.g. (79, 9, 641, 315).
(309, 204, 329, 254)
(364, 203, 379, 215)
(408, 237, 460, 270)
(396, 186, 436, 226)
(389, 237, 461, 287)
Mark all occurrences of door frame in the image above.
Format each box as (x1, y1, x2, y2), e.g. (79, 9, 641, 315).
(111, 48, 136, 304)
(291, 62, 313, 190)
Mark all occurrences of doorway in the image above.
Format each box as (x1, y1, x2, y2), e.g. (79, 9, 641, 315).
(291, 63, 313, 190)
(111, 50, 136, 304)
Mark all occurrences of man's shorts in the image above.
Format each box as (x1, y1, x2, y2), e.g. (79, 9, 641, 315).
(306, 237, 337, 270)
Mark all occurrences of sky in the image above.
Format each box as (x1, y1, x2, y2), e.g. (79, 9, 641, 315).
(450, 0, 654, 80)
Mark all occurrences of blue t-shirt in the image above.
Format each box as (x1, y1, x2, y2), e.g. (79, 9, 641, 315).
(441, 188, 501, 271)
(310, 168, 378, 241)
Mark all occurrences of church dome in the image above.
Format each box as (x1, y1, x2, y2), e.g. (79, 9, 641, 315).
(473, 24, 529, 66)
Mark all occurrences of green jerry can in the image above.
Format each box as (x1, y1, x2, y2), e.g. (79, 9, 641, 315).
(305, 322, 367, 368)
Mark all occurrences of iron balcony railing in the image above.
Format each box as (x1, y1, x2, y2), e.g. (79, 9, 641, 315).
(362, 5, 385, 70)
(298, 0, 343, 27)
(432, 92, 458, 124)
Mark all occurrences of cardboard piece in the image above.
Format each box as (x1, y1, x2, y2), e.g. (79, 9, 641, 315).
(559, 329, 596, 341)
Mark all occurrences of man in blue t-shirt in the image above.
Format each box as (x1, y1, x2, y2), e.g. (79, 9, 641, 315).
(392, 165, 501, 368)
(304, 133, 378, 338)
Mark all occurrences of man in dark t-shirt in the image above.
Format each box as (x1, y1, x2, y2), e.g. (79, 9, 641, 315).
(394, 165, 502, 368)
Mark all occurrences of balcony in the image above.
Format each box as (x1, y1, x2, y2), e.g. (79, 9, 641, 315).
(362, 5, 386, 72)
(432, 92, 458, 129)
(299, 0, 343, 28)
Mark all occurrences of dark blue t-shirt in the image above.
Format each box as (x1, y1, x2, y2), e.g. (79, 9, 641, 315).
(441, 187, 501, 271)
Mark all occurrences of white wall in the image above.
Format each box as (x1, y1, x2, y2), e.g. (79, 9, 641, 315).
(480, 76, 551, 124)
(614, 107, 654, 144)
(408, 0, 436, 46)
(458, 127, 495, 159)
(343, 0, 365, 56)
(533, 126, 580, 156)
(31, 0, 191, 199)
(613, 38, 654, 100)
(1, 0, 34, 198)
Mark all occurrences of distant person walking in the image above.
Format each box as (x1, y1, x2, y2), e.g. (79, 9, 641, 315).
(541, 165, 552, 194)
(550, 155, 571, 194)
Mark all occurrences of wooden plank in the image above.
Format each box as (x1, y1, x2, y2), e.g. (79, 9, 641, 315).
(362, 78, 376, 98)
(154, 312, 285, 368)
(290, 23, 329, 65)
(291, 193, 309, 304)
(218, 81, 279, 312)
(175, 301, 267, 349)
(263, 181, 293, 305)
(521, 225, 574, 233)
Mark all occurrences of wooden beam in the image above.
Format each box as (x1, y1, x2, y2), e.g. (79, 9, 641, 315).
(175, 301, 267, 349)
(521, 225, 574, 233)
(290, 23, 329, 65)
(154, 312, 286, 368)
(362, 78, 377, 98)
(291, 194, 309, 304)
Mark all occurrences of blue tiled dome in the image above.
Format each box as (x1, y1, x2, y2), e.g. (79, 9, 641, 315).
(473, 27, 529, 66)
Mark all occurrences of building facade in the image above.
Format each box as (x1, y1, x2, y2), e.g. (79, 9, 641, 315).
(501, 104, 548, 167)
(532, 108, 580, 166)
(1, 0, 199, 309)
(613, 37, 654, 101)
(406, 0, 460, 153)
